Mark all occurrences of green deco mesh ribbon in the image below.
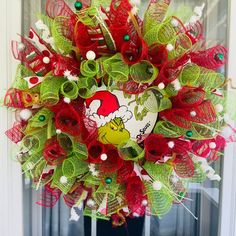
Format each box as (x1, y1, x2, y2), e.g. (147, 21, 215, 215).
(103, 54, 129, 82)
(144, 162, 174, 217)
(80, 60, 98, 77)
(117, 139, 144, 161)
(40, 77, 67, 105)
(72, 142, 88, 160)
(22, 152, 43, 178)
(21, 128, 47, 154)
(77, 77, 98, 98)
(130, 60, 159, 84)
(81, 173, 101, 186)
(57, 133, 74, 154)
(179, 64, 225, 92)
(154, 121, 221, 140)
(61, 81, 79, 100)
(51, 17, 73, 54)
(27, 108, 54, 129)
(190, 163, 207, 183)
(62, 155, 88, 178)
(51, 166, 76, 194)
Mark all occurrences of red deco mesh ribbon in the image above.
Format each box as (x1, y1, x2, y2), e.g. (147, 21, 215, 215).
(5, 122, 26, 144)
(191, 135, 226, 160)
(12, 37, 52, 76)
(63, 183, 85, 207)
(125, 176, 146, 216)
(43, 136, 67, 165)
(36, 184, 62, 208)
(148, 44, 168, 68)
(160, 87, 216, 129)
(55, 104, 82, 137)
(117, 79, 148, 94)
(185, 21, 203, 44)
(144, 134, 169, 162)
(190, 45, 227, 70)
(117, 161, 135, 184)
(46, 0, 76, 18)
(174, 152, 195, 178)
(88, 140, 106, 164)
(99, 145, 124, 173)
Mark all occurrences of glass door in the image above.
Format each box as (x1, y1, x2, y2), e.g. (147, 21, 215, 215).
(21, 1, 229, 236)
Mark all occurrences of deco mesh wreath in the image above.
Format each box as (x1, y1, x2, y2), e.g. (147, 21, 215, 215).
(3, 0, 232, 226)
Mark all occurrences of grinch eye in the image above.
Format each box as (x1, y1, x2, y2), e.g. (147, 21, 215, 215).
(110, 123, 118, 131)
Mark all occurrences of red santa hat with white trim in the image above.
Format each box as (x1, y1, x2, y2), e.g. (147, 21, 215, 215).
(85, 91, 133, 127)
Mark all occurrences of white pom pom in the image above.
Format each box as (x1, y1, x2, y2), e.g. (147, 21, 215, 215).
(60, 176, 68, 184)
(190, 111, 197, 117)
(171, 18, 179, 27)
(87, 199, 95, 207)
(158, 82, 165, 90)
(168, 141, 175, 149)
(171, 79, 182, 91)
(86, 50, 96, 60)
(142, 199, 148, 206)
(166, 44, 174, 52)
(209, 142, 217, 149)
(64, 97, 71, 104)
(100, 153, 108, 161)
(20, 109, 32, 121)
(56, 129, 62, 134)
(43, 56, 50, 64)
(18, 43, 26, 52)
(152, 181, 162, 191)
(133, 213, 140, 217)
(215, 104, 223, 113)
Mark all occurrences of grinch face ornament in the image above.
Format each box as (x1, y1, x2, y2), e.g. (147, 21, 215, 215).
(85, 89, 158, 145)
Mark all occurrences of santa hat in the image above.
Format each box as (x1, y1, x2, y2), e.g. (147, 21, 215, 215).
(85, 91, 133, 127)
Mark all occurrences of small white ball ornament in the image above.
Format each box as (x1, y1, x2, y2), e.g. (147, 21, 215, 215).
(190, 111, 197, 117)
(152, 181, 162, 191)
(142, 199, 148, 206)
(100, 153, 108, 161)
(158, 82, 165, 90)
(56, 129, 62, 134)
(86, 50, 96, 60)
(168, 141, 175, 149)
(133, 213, 140, 217)
(20, 109, 32, 121)
(43, 56, 51, 64)
(64, 97, 71, 104)
(87, 199, 95, 207)
(166, 44, 174, 51)
(60, 176, 68, 184)
(18, 43, 26, 52)
(209, 142, 217, 149)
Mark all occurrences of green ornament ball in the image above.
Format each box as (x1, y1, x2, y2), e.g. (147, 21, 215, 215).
(74, 1, 82, 10)
(105, 177, 112, 184)
(216, 53, 224, 61)
(186, 130, 193, 138)
(38, 115, 46, 122)
(123, 34, 130, 41)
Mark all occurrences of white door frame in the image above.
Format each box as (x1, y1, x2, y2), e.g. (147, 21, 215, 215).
(0, 0, 23, 236)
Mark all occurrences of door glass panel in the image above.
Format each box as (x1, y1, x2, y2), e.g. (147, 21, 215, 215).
(22, 1, 228, 236)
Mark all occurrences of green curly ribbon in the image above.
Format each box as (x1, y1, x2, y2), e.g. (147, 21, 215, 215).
(57, 133, 74, 154)
(61, 81, 79, 100)
(145, 87, 172, 112)
(62, 156, 88, 178)
(51, 166, 76, 194)
(27, 108, 54, 128)
(73, 142, 88, 160)
(22, 152, 43, 178)
(179, 64, 225, 92)
(103, 54, 129, 82)
(76, 7, 98, 27)
(130, 60, 159, 84)
(51, 16, 73, 54)
(117, 139, 144, 161)
(80, 60, 98, 77)
(145, 181, 174, 217)
(168, 34, 192, 60)
(154, 121, 221, 140)
(190, 162, 207, 183)
(40, 77, 67, 106)
(143, 0, 170, 35)
(77, 77, 98, 98)
(21, 128, 48, 154)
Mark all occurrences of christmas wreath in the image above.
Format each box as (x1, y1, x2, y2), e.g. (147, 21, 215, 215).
(3, 0, 232, 226)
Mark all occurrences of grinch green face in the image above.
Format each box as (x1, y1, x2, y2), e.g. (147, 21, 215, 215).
(98, 118, 130, 145)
